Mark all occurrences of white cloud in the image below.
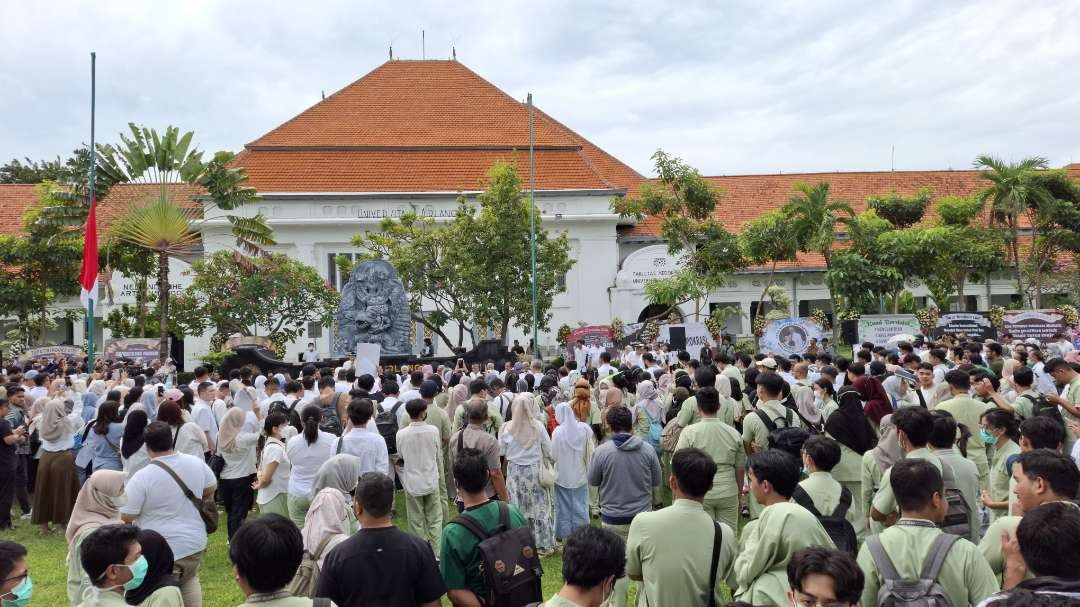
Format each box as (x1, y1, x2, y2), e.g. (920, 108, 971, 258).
(1, 0, 1077, 176)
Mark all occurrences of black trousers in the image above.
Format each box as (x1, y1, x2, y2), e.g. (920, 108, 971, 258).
(13, 455, 31, 514)
(0, 470, 15, 529)
(219, 474, 255, 539)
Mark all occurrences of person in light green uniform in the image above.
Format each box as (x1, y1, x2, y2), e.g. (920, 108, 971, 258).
(403, 381, 452, 520)
(540, 526, 625, 607)
(861, 415, 901, 537)
(928, 411, 981, 543)
(734, 450, 835, 605)
(935, 369, 992, 491)
(673, 387, 745, 530)
(978, 409, 1022, 524)
(796, 435, 863, 538)
(815, 379, 839, 422)
(979, 449, 1079, 577)
(742, 372, 804, 520)
(627, 448, 737, 607)
(675, 368, 720, 429)
(231, 514, 338, 607)
(870, 407, 943, 526)
(998, 366, 1040, 421)
(76, 523, 171, 607)
(1042, 358, 1080, 455)
(857, 459, 998, 607)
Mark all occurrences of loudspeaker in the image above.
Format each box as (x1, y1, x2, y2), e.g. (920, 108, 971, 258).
(668, 326, 687, 352)
(840, 320, 859, 345)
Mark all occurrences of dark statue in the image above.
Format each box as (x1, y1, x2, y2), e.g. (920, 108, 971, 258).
(335, 260, 412, 356)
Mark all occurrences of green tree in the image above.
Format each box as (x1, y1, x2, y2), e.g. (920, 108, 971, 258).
(170, 251, 338, 351)
(0, 183, 84, 343)
(1023, 170, 1080, 306)
(738, 210, 798, 322)
(105, 124, 274, 361)
(974, 155, 1053, 308)
(448, 162, 574, 340)
(782, 182, 853, 316)
(867, 189, 931, 228)
(823, 210, 903, 313)
(612, 150, 743, 320)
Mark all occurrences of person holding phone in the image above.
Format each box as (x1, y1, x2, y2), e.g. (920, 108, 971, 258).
(0, 398, 28, 530)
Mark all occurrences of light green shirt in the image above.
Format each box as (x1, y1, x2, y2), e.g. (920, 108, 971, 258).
(937, 396, 992, 486)
(674, 418, 746, 501)
(542, 595, 584, 607)
(451, 398, 504, 437)
(237, 596, 336, 607)
(798, 471, 863, 535)
(820, 399, 838, 422)
(139, 586, 184, 607)
(988, 440, 1021, 521)
(675, 395, 738, 428)
(933, 448, 982, 543)
(734, 502, 835, 605)
(979, 515, 1022, 576)
(1011, 389, 1040, 420)
(76, 590, 129, 607)
(857, 520, 999, 607)
(403, 400, 451, 444)
(741, 400, 802, 451)
(861, 449, 887, 535)
(722, 365, 745, 392)
(626, 499, 737, 607)
(872, 448, 942, 517)
(1064, 375, 1080, 452)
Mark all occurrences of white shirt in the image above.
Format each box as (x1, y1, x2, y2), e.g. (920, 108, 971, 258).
(573, 347, 587, 366)
(190, 400, 218, 448)
(38, 400, 85, 452)
(332, 427, 389, 477)
(498, 420, 551, 466)
(597, 364, 614, 379)
(232, 386, 259, 413)
(261, 392, 285, 412)
(220, 432, 260, 479)
(587, 346, 602, 368)
(1033, 362, 1058, 394)
(1058, 340, 1076, 356)
(122, 444, 150, 477)
(303, 349, 319, 362)
(395, 393, 420, 425)
(334, 381, 351, 394)
(286, 431, 336, 496)
(28, 386, 48, 401)
(933, 364, 948, 385)
(395, 422, 441, 496)
(173, 422, 209, 459)
(256, 438, 291, 505)
(121, 452, 216, 559)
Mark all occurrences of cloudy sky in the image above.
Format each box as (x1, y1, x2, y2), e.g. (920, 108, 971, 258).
(2, 0, 1077, 177)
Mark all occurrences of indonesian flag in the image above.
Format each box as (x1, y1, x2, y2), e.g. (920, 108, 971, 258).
(79, 195, 99, 309)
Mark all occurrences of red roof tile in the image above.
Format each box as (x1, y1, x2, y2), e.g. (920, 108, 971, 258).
(627, 165, 1080, 238)
(0, 184, 39, 236)
(233, 148, 613, 192)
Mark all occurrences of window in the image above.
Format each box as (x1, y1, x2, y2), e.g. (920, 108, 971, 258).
(327, 253, 357, 290)
(307, 322, 323, 339)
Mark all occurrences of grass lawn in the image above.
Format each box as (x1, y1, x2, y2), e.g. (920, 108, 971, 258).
(5, 492, 582, 607)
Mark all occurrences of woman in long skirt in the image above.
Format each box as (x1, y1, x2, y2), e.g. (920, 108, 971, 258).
(551, 402, 593, 542)
(499, 394, 555, 554)
(32, 398, 83, 533)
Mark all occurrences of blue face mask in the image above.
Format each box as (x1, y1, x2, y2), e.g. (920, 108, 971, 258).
(1, 576, 32, 607)
(122, 556, 148, 591)
(980, 429, 997, 445)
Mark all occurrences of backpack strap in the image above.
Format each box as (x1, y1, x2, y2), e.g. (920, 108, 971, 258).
(496, 500, 511, 534)
(451, 509, 492, 542)
(790, 486, 823, 517)
(335, 437, 344, 455)
(865, 535, 902, 583)
(919, 533, 959, 582)
(833, 486, 852, 518)
(707, 520, 722, 607)
(783, 407, 793, 428)
(313, 598, 330, 607)
(754, 409, 777, 433)
(312, 534, 335, 561)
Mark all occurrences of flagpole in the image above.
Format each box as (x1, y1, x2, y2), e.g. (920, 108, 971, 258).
(527, 93, 538, 359)
(87, 52, 96, 371)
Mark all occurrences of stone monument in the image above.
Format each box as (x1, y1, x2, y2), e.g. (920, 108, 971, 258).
(335, 260, 413, 356)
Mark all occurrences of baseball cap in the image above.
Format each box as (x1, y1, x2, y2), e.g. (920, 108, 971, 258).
(24, 370, 39, 379)
(760, 357, 778, 369)
(164, 388, 184, 401)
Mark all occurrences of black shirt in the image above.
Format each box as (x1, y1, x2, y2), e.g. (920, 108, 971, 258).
(316, 526, 445, 607)
(0, 419, 15, 472)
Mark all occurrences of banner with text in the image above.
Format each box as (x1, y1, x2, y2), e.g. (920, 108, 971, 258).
(1002, 310, 1067, 344)
(759, 318, 827, 356)
(933, 312, 998, 340)
(857, 315, 921, 347)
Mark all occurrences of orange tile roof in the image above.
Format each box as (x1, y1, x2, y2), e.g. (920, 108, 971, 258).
(233, 148, 614, 192)
(236, 60, 644, 194)
(627, 165, 1080, 239)
(0, 184, 39, 235)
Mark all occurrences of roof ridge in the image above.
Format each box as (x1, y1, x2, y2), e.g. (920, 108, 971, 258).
(530, 105, 645, 186)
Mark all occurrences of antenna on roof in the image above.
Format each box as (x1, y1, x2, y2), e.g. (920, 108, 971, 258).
(422, 30, 425, 59)
(321, 90, 326, 101)
(389, 42, 393, 60)
(891, 145, 895, 171)
(452, 45, 456, 60)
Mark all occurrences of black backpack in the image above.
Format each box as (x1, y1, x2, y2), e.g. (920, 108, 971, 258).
(450, 501, 543, 607)
(315, 394, 344, 436)
(1029, 394, 1065, 425)
(792, 485, 858, 556)
(375, 401, 405, 454)
(755, 407, 795, 448)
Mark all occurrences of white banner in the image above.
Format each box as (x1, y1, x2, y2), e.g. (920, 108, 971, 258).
(857, 315, 921, 347)
(758, 318, 826, 356)
(355, 343, 381, 377)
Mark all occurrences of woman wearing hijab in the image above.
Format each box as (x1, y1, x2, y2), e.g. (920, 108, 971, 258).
(853, 374, 892, 431)
(154, 401, 208, 461)
(32, 397, 83, 533)
(882, 375, 917, 410)
(551, 402, 594, 542)
(599, 383, 623, 441)
(445, 383, 468, 428)
(499, 393, 556, 554)
(302, 454, 363, 568)
(218, 407, 261, 538)
(569, 379, 595, 426)
(80, 380, 101, 424)
(124, 529, 182, 606)
(65, 469, 125, 604)
(121, 410, 150, 476)
(538, 374, 561, 434)
(824, 387, 877, 540)
(860, 413, 902, 536)
(631, 380, 664, 444)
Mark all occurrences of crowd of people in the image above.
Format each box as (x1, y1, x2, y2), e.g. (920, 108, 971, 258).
(3, 330, 1080, 606)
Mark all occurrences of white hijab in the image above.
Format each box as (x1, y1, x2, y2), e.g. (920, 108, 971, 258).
(551, 402, 591, 460)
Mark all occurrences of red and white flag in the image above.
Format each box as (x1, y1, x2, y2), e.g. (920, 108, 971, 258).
(79, 195, 99, 309)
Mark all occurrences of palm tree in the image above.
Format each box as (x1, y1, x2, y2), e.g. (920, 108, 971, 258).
(782, 182, 853, 317)
(974, 155, 1052, 309)
(102, 124, 274, 361)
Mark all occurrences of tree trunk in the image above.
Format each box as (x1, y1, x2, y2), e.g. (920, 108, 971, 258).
(1010, 219, 1028, 308)
(157, 251, 170, 362)
(136, 276, 148, 337)
(892, 289, 902, 314)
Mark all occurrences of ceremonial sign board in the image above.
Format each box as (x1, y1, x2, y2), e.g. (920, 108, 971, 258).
(758, 318, 827, 356)
(19, 345, 85, 360)
(658, 323, 715, 351)
(1002, 310, 1067, 344)
(933, 313, 997, 340)
(103, 339, 160, 361)
(857, 315, 921, 347)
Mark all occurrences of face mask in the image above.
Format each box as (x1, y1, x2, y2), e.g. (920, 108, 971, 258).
(122, 556, 148, 591)
(801, 466, 810, 476)
(813, 396, 823, 408)
(980, 429, 997, 445)
(1, 576, 32, 607)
